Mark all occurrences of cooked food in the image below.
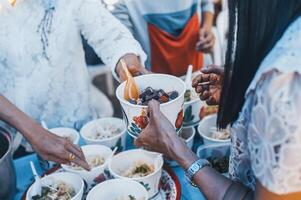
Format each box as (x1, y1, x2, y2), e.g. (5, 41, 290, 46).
(88, 124, 122, 140)
(128, 87, 179, 105)
(115, 195, 146, 200)
(184, 89, 199, 102)
(199, 106, 219, 120)
(122, 161, 155, 178)
(70, 154, 105, 170)
(31, 181, 75, 200)
(210, 127, 230, 140)
(208, 156, 229, 174)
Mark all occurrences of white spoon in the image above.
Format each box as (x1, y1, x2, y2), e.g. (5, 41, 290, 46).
(185, 65, 193, 90)
(30, 161, 42, 197)
(104, 147, 118, 165)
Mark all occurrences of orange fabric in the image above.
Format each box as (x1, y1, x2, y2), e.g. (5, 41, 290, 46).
(256, 182, 301, 200)
(148, 13, 204, 76)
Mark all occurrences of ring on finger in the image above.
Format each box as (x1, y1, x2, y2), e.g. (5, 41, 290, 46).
(68, 153, 76, 161)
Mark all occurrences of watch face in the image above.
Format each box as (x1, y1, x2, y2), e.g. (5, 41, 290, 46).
(191, 164, 199, 172)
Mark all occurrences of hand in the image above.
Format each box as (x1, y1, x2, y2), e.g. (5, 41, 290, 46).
(192, 65, 224, 105)
(196, 27, 215, 53)
(30, 126, 90, 170)
(135, 100, 197, 168)
(116, 53, 150, 82)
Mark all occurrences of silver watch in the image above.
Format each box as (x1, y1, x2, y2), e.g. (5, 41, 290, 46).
(185, 159, 211, 186)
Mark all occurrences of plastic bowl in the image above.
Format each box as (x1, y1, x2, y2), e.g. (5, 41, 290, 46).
(26, 172, 84, 200)
(80, 117, 126, 148)
(108, 149, 163, 198)
(197, 114, 230, 144)
(116, 74, 186, 138)
(61, 145, 112, 184)
(49, 127, 80, 145)
(87, 179, 148, 200)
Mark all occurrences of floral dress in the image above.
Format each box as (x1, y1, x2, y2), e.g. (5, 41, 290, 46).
(229, 16, 301, 194)
(0, 0, 146, 150)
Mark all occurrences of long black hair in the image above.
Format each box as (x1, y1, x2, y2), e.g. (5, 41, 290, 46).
(218, 0, 301, 128)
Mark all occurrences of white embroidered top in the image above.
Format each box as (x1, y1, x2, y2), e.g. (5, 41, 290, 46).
(229, 16, 301, 194)
(0, 0, 146, 131)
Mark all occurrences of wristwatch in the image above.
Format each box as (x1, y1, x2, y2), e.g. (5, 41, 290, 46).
(185, 159, 211, 186)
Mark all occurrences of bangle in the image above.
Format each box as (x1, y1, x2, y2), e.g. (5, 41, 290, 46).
(223, 182, 253, 200)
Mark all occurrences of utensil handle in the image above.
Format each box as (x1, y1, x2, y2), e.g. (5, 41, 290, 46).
(120, 59, 131, 78)
(30, 161, 39, 180)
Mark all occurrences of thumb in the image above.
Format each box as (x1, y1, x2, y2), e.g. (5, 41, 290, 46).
(147, 100, 160, 122)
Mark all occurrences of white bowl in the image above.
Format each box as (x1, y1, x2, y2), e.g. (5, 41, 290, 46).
(179, 126, 196, 150)
(80, 117, 126, 148)
(87, 179, 148, 200)
(49, 127, 80, 145)
(183, 96, 205, 127)
(26, 172, 84, 200)
(62, 144, 112, 184)
(116, 74, 186, 138)
(108, 149, 163, 198)
(197, 114, 231, 145)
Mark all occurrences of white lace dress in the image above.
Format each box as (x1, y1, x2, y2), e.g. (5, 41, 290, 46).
(0, 0, 146, 149)
(229, 16, 301, 194)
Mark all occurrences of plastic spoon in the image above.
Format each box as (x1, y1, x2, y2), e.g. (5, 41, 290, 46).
(185, 65, 193, 90)
(104, 147, 118, 165)
(30, 161, 42, 197)
(120, 59, 140, 101)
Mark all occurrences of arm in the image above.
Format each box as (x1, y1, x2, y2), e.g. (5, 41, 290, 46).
(109, 0, 135, 34)
(197, 0, 215, 53)
(135, 100, 253, 200)
(0, 95, 90, 170)
(75, 0, 148, 81)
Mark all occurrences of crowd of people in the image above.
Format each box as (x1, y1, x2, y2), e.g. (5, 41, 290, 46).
(1, 0, 301, 199)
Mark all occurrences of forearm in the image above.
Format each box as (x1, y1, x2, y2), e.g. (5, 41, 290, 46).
(201, 12, 214, 29)
(172, 139, 250, 200)
(0, 94, 39, 142)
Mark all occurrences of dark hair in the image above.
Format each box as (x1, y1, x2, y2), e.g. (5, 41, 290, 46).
(218, 0, 301, 128)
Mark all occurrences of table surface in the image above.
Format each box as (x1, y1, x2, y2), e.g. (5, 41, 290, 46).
(13, 134, 206, 200)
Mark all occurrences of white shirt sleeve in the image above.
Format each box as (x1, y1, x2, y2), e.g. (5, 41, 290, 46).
(201, 0, 215, 14)
(108, 0, 134, 34)
(75, 0, 147, 80)
(248, 71, 301, 194)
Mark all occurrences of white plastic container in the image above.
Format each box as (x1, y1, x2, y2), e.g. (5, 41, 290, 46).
(80, 117, 126, 148)
(26, 172, 84, 200)
(116, 74, 186, 138)
(87, 179, 148, 200)
(61, 144, 112, 184)
(108, 149, 163, 199)
(197, 114, 231, 144)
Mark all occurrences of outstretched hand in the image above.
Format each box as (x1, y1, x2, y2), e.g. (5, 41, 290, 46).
(30, 127, 90, 171)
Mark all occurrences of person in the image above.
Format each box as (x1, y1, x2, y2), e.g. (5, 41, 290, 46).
(0, 0, 147, 168)
(109, 0, 215, 76)
(135, 0, 301, 199)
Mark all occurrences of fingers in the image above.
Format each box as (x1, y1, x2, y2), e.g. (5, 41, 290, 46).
(192, 74, 210, 88)
(71, 156, 91, 171)
(66, 142, 86, 163)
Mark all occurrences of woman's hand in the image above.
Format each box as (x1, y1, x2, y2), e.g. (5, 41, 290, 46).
(116, 53, 149, 82)
(192, 65, 224, 105)
(196, 27, 215, 53)
(135, 100, 197, 169)
(29, 126, 91, 171)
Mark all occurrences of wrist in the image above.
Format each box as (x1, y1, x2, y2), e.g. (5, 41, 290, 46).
(171, 139, 198, 170)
